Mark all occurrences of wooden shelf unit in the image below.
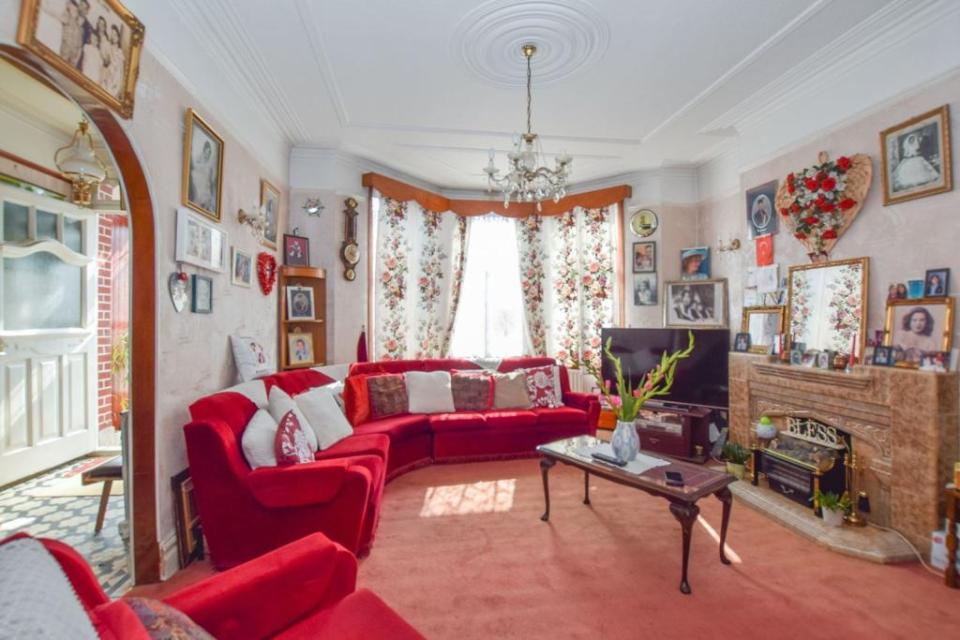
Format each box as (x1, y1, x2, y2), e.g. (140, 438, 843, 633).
(278, 266, 326, 371)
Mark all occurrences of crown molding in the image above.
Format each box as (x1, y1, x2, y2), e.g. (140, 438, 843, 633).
(294, 0, 349, 127)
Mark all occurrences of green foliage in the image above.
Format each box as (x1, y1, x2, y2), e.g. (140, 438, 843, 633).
(584, 331, 696, 422)
(814, 490, 851, 513)
(722, 441, 750, 465)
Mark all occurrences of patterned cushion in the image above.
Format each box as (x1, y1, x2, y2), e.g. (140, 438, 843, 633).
(492, 371, 532, 409)
(274, 411, 314, 465)
(367, 374, 409, 419)
(451, 372, 493, 411)
(523, 365, 563, 408)
(125, 597, 214, 639)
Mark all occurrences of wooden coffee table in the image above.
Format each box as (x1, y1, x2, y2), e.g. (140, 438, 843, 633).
(536, 436, 735, 594)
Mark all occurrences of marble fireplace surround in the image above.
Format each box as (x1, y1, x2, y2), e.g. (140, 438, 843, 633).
(729, 353, 959, 554)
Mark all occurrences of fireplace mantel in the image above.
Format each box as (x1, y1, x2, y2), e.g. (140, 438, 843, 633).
(730, 353, 959, 553)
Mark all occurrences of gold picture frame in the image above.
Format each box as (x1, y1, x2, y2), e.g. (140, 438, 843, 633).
(787, 257, 869, 360)
(882, 297, 954, 368)
(181, 108, 224, 222)
(16, 0, 144, 119)
(741, 306, 785, 354)
(880, 105, 952, 206)
(260, 179, 282, 250)
(287, 331, 315, 368)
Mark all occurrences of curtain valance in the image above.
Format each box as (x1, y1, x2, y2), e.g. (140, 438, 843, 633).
(362, 172, 631, 218)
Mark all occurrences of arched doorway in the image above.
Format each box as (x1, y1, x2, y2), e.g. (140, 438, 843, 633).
(0, 47, 159, 583)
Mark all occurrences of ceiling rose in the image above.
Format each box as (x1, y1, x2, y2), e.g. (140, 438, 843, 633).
(451, 0, 610, 88)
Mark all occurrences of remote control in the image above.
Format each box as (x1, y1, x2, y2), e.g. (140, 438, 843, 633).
(591, 452, 627, 467)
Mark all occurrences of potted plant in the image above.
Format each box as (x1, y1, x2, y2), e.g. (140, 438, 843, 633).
(722, 442, 750, 480)
(585, 331, 695, 463)
(815, 490, 850, 527)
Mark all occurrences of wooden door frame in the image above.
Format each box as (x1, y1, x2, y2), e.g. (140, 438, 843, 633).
(1, 47, 159, 583)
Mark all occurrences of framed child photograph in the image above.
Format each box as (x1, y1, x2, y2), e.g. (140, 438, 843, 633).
(175, 208, 227, 272)
(286, 285, 315, 321)
(181, 109, 224, 221)
(191, 275, 213, 314)
(880, 105, 952, 205)
(283, 234, 310, 267)
(664, 279, 727, 328)
(680, 246, 710, 280)
(231, 248, 252, 287)
(633, 273, 657, 306)
(287, 332, 314, 367)
(632, 241, 656, 273)
(260, 179, 282, 250)
(872, 345, 894, 367)
(925, 268, 949, 297)
(733, 332, 751, 353)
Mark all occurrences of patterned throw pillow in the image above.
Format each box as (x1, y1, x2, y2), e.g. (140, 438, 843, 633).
(523, 365, 563, 408)
(124, 598, 215, 639)
(451, 372, 494, 411)
(367, 374, 409, 419)
(274, 410, 313, 465)
(492, 371, 532, 409)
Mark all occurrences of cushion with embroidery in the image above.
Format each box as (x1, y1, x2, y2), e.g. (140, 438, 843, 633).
(451, 372, 494, 411)
(274, 410, 314, 465)
(230, 335, 272, 383)
(124, 597, 214, 639)
(367, 374, 408, 419)
(523, 365, 563, 408)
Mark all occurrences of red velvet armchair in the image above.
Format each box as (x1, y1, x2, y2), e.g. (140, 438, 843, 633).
(2, 532, 423, 639)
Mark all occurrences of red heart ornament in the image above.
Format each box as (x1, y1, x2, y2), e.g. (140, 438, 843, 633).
(257, 252, 277, 295)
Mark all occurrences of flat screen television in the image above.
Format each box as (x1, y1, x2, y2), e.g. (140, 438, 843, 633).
(599, 328, 729, 410)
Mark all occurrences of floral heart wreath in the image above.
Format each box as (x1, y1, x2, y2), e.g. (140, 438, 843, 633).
(780, 155, 857, 253)
(257, 252, 277, 295)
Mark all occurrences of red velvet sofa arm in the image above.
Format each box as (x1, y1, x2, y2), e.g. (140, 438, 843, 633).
(164, 533, 358, 640)
(563, 391, 601, 431)
(244, 459, 359, 508)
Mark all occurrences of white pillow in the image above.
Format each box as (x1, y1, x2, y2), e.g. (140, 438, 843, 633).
(268, 387, 318, 453)
(296, 387, 353, 450)
(405, 371, 455, 414)
(240, 409, 279, 469)
(230, 335, 273, 382)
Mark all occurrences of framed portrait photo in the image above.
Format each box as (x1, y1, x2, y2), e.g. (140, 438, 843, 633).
(883, 297, 955, 367)
(745, 180, 778, 238)
(16, 0, 145, 118)
(664, 279, 728, 329)
(632, 241, 655, 273)
(872, 346, 894, 367)
(175, 208, 227, 272)
(733, 332, 751, 353)
(880, 105, 952, 205)
(286, 285, 315, 321)
(182, 109, 224, 221)
(231, 247, 252, 287)
(924, 268, 950, 297)
(260, 179, 282, 250)
(191, 274, 212, 314)
(632, 273, 657, 306)
(287, 332, 315, 367)
(680, 246, 710, 281)
(283, 234, 310, 267)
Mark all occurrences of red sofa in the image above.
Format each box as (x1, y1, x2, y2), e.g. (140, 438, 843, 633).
(184, 358, 598, 569)
(0, 532, 423, 639)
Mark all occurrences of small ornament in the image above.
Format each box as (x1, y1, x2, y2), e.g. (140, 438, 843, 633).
(257, 252, 277, 294)
(168, 272, 189, 312)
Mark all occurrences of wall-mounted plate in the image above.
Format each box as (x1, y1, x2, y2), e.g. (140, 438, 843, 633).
(630, 208, 658, 237)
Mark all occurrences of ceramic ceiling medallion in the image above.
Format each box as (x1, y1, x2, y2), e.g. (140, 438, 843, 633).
(775, 151, 872, 262)
(168, 272, 189, 312)
(257, 251, 278, 294)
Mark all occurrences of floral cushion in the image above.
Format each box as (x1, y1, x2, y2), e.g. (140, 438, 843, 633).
(451, 372, 494, 411)
(367, 374, 409, 419)
(523, 365, 563, 408)
(124, 598, 214, 639)
(274, 411, 313, 465)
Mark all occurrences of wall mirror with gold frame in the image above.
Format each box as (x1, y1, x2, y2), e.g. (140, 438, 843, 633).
(742, 306, 785, 354)
(787, 257, 869, 358)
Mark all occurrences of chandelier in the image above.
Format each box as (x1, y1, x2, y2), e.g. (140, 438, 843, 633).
(483, 43, 571, 210)
(54, 120, 107, 207)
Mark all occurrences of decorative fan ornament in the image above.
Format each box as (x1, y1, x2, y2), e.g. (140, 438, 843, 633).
(257, 252, 277, 294)
(775, 151, 872, 262)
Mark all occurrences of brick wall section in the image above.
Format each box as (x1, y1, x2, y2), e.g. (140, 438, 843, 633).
(97, 214, 113, 431)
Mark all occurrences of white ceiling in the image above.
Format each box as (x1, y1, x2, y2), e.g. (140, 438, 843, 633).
(125, 0, 959, 191)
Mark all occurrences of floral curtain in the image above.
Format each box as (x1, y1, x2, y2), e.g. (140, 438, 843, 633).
(515, 205, 618, 370)
(373, 193, 468, 360)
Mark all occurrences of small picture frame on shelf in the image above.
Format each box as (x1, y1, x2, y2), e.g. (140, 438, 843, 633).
(733, 333, 751, 353)
(801, 350, 818, 367)
(286, 285, 315, 321)
(919, 351, 950, 372)
(287, 332, 315, 367)
(872, 346, 894, 367)
(925, 268, 950, 297)
(191, 275, 212, 313)
(816, 350, 832, 369)
(789, 350, 803, 366)
(283, 234, 310, 267)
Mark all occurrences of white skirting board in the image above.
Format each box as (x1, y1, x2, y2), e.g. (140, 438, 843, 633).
(159, 532, 180, 581)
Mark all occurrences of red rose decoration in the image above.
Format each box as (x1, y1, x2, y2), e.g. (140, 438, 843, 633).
(836, 156, 852, 170)
(780, 208, 789, 217)
(816, 172, 827, 182)
(802, 216, 819, 225)
(820, 177, 837, 191)
(787, 182, 796, 194)
(820, 202, 836, 213)
(839, 198, 856, 210)
(794, 232, 807, 240)
(790, 202, 801, 212)
(804, 178, 818, 191)
(821, 229, 838, 240)
(787, 173, 795, 184)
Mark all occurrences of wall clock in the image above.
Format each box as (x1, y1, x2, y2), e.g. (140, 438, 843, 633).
(340, 197, 360, 281)
(629, 208, 659, 237)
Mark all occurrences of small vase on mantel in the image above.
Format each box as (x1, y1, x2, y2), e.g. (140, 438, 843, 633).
(611, 420, 640, 463)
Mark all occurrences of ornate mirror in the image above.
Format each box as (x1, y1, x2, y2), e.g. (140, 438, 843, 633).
(787, 257, 869, 358)
(742, 306, 785, 354)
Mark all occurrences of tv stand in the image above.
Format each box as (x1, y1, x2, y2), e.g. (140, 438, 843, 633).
(634, 403, 713, 464)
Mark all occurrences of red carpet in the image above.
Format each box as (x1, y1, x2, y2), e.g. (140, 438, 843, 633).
(358, 459, 956, 639)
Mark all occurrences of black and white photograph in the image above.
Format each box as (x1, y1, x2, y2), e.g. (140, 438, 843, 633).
(191, 275, 213, 314)
(17, 0, 144, 117)
(789, 349, 803, 366)
(925, 268, 950, 297)
(286, 285, 315, 321)
(745, 180, 779, 238)
(664, 279, 727, 328)
(872, 345, 894, 367)
(733, 333, 751, 352)
(175, 208, 227, 272)
(880, 105, 952, 205)
(231, 248, 252, 287)
(182, 109, 224, 221)
(261, 180, 282, 250)
(632, 273, 657, 306)
(884, 298, 955, 366)
(632, 241, 655, 273)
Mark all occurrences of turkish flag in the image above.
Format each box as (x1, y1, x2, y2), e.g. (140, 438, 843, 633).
(755, 234, 774, 267)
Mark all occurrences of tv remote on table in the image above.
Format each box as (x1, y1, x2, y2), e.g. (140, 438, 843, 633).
(591, 452, 627, 467)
